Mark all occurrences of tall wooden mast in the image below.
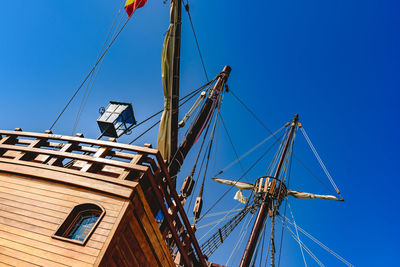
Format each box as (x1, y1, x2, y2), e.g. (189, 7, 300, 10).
(239, 114, 298, 267)
(171, 0, 182, 159)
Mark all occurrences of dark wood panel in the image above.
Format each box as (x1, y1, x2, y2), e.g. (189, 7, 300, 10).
(133, 188, 174, 266)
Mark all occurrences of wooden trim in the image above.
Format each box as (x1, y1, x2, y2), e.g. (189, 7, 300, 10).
(0, 160, 136, 198)
(0, 144, 148, 173)
(0, 130, 159, 155)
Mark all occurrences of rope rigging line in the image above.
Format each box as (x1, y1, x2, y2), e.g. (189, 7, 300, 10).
(229, 88, 337, 196)
(219, 114, 251, 182)
(250, 214, 269, 266)
(49, 11, 133, 131)
(258, 217, 267, 267)
(198, 202, 242, 241)
(279, 214, 354, 267)
(288, 201, 308, 267)
(128, 120, 160, 144)
(190, 208, 242, 220)
(300, 127, 341, 196)
(196, 213, 237, 230)
(197, 90, 224, 199)
(72, 4, 126, 136)
(197, 131, 286, 223)
(185, 84, 225, 213)
(187, 120, 214, 213)
(278, 218, 325, 267)
(215, 125, 286, 177)
(115, 75, 218, 141)
(183, 0, 209, 81)
(200, 205, 251, 257)
(226, 210, 256, 266)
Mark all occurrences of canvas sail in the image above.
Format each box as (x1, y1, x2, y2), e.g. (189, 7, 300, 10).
(157, 1, 177, 161)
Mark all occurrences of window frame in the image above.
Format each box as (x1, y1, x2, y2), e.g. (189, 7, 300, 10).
(52, 203, 105, 245)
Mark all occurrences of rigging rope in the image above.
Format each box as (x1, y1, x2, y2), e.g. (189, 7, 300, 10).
(279, 219, 325, 267)
(118, 76, 217, 141)
(229, 88, 337, 196)
(288, 201, 308, 267)
(183, 0, 209, 81)
(219, 114, 251, 182)
(279, 214, 353, 267)
(226, 210, 256, 266)
(198, 131, 285, 223)
(300, 127, 341, 195)
(215, 125, 286, 177)
(72, 4, 126, 135)
(200, 204, 251, 257)
(192, 208, 242, 220)
(49, 12, 132, 131)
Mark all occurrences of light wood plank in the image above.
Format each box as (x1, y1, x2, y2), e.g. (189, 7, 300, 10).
(0, 223, 100, 257)
(0, 160, 135, 199)
(0, 231, 96, 264)
(0, 216, 103, 251)
(0, 253, 38, 267)
(0, 245, 67, 267)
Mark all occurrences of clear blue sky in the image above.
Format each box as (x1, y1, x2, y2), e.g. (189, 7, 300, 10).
(0, 0, 399, 266)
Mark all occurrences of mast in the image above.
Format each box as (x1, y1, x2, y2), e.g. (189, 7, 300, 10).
(169, 66, 231, 178)
(171, 0, 182, 159)
(239, 114, 298, 267)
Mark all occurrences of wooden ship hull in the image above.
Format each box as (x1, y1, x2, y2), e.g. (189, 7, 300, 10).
(0, 129, 207, 266)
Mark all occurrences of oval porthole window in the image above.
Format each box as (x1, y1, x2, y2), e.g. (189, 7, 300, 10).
(53, 203, 105, 245)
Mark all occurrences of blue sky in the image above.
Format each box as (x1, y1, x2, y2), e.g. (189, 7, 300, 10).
(0, 0, 399, 266)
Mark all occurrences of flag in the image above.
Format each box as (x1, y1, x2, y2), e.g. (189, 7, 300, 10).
(125, 0, 147, 17)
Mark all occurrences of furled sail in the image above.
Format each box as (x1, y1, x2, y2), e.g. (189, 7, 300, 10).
(287, 190, 343, 201)
(212, 177, 343, 203)
(213, 177, 253, 204)
(157, 1, 177, 161)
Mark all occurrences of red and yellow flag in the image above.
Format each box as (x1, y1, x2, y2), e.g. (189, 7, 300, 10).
(125, 0, 147, 17)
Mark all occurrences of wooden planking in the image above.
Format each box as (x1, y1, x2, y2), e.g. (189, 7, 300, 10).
(125, 211, 160, 266)
(0, 231, 97, 264)
(0, 223, 100, 257)
(0, 175, 123, 212)
(0, 246, 66, 267)
(0, 160, 135, 198)
(0, 172, 130, 266)
(0, 202, 115, 230)
(0, 172, 124, 205)
(0, 237, 91, 267)
(0, 199, 116, 226)
(0, 253, 39, 267)
(94, 200, 130, 267)
(0, 213, 104, 251)
(133, 188, 175, 267)
(96, 187, 175, 267)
